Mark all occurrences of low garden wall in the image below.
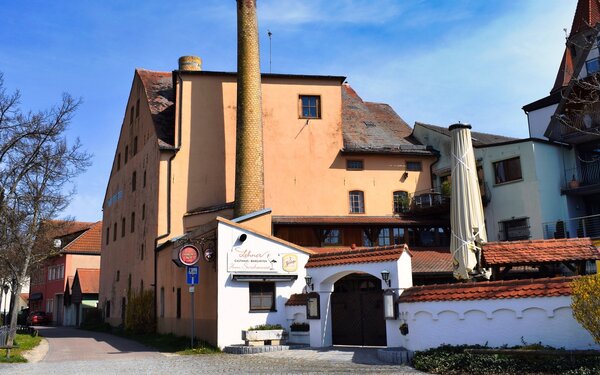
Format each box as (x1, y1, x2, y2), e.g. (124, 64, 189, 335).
(395, 296, 598, 351)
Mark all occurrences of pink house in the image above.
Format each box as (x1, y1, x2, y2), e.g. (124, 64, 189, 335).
(29, 221, 102, 325)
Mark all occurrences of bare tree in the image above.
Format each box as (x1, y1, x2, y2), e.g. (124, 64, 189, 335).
(0, 73, 90, 345)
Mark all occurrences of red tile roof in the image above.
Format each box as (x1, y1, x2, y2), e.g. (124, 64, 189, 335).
(305, 244, 409, 268)
(482, 238, 600, 266)
(411, 248, 453, 274)
(398, 277, 576, 303)
(285, 293, 308, 306)
(45, 220, 95, 239)
(273, 216, 449, 226)
(75, 268, 100, 294)
(62, 221, 102, 254)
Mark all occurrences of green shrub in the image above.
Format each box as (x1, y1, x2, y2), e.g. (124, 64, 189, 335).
(412, 345, 600, 375)
(290, 322, 310, 332)
(571, 274, 600, 344)
(248, 323, 283, 331)
(124, 289, 156, 334)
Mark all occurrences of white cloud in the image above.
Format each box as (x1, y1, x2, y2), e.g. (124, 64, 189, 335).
(342, 0, 576, 137)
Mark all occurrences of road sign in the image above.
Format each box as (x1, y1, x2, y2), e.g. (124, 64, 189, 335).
(186, 266, 199, 285)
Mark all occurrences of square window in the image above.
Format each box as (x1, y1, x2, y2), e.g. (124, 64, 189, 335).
(493, 157, 522, 184)
(349, 191, 365, 214)
(346, 160, 364, 170)
(392, 227, 405, 244)
(249, 282, 275, 312)
(378, 228, 391, 246)
(500, 218, 530, 241)
(321, 229, 341, 246)
(300, 95, 321, 119)
(406, 161, 422, 171)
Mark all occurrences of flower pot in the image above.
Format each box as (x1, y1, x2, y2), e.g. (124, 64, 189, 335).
(242, 329, 286, 346)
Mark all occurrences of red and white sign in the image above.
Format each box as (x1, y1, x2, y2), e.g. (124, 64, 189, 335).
(179, 245, 200, 266)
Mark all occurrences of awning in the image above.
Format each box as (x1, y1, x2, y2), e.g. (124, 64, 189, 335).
(29, 292, 43, 301)
(232, 274, 298, 282)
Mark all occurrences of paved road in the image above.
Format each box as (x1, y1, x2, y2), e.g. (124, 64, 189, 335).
(3, 326, 428, 374)
(34, 326, 164, 362)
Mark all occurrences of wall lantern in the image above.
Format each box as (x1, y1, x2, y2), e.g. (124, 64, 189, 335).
(305, 275, 313, 291)
(383, 289, 398, 320)
(306, 292, 320, 319)
(381, 270, 391, 288)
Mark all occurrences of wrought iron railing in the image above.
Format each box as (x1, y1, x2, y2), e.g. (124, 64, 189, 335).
(542, 213, 600, 240)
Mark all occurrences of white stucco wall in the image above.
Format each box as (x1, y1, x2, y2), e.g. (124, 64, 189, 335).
(396, 296, 598, 351)
(216, 221, 310, 348)
(306, 250, 413, 347)
(526, 104, 557, 140)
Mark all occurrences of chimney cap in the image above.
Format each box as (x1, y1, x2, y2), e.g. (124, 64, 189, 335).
(178, 56, 202, 71)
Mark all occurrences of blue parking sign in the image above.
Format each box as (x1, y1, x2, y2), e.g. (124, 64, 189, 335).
(186, 266, 199, 285)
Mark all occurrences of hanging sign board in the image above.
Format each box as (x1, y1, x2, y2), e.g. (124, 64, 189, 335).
(179, 245, 200, 266)
(227, 247, 298, 274)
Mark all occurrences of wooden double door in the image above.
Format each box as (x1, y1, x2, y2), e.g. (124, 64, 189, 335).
(331, 273, 386, 346)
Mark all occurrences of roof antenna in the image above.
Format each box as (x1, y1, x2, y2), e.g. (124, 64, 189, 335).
(268, 29, 273, 73)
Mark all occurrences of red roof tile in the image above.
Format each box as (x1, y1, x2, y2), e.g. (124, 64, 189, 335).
(482, 238, 600, 266)
(305, 244, 409, 268)
(75, 268, 100, 294)
(398, 277, 576, 303)
(62, 221, 102, 254)
(45, 220, 95, 239)
(285, 293, 308, 306)
(411, 248, 453, 274)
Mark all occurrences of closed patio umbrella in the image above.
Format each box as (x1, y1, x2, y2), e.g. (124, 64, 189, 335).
(449, 124, 489, 280)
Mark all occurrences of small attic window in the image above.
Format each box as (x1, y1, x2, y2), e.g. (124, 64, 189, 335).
(364, 121, 376, 128)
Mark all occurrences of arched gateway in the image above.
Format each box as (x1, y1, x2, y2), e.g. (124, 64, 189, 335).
(331, 273, 386, 346)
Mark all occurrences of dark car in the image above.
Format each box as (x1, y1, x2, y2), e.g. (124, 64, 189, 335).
(27, 311, 50, 326)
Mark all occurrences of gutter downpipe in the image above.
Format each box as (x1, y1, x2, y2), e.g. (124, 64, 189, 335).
(153, 73, 182, 327)
(428, 146, 441, 190)
(153, 150, 176, 328)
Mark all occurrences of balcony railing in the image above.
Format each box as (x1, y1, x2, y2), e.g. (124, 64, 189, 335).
(408, 188, 450, 213)
(564, 162, 600, 190)
(542, 213, 600, 240)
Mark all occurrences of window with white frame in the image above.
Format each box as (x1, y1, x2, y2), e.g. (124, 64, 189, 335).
(349, 190, 365, 213)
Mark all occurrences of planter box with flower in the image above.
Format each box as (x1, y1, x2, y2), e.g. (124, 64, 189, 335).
(288, 322, 310, 345)
(242, 324, 287, 346)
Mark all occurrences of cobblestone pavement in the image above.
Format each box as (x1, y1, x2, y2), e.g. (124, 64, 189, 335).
(3, 327, 428, 374)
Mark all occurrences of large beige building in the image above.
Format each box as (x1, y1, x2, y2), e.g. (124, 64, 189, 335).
(99, 57, 448, 327)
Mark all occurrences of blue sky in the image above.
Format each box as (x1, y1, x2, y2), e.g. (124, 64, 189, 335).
(0, 0, 577, 222)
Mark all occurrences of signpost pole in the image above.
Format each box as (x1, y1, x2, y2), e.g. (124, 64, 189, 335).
(190, 286, 195, 349)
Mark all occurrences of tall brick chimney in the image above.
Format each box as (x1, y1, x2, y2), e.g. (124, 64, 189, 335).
(234, 0, 265, 217)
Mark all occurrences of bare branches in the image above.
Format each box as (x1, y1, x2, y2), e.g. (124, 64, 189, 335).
(0, 72, 90, 344)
